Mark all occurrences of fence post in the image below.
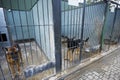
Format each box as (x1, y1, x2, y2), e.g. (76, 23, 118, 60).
(52, 0, 62, 73)
(108, 5, 118, 49)
(100, 1, 109, 51)
(80, 0, 86, 61)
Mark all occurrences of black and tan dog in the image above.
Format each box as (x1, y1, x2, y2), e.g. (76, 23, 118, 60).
(4, 44, 23, 78)
(62, 36, 89, 61)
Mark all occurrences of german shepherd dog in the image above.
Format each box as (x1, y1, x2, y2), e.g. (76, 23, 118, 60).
(62, 36, 89, 61)
(4, 44, 23, 78)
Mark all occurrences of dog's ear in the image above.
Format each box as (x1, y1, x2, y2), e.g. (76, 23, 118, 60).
(4, 48, 8, 51)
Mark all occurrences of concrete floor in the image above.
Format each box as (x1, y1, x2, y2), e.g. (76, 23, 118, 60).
(63, 47, 120, 80)
(19, 41, 48, 67)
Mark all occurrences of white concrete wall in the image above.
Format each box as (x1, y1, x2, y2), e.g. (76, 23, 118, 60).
(5, 10, 35, 40)
(0, 8, 11, 47)
(0, 8, 6, 27)
(31, 0, 55, 61)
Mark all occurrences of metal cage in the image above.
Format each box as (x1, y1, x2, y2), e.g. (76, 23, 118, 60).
(0, 0, 120, 80)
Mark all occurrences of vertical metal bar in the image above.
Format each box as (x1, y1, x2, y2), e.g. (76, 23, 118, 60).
(46, 0, 52, 63)
(14, 0, 24, 69)
(91, 5, 94, 46)
(41, 0, 47, 55)
(36, 1, 42, 54)
(78, 7, 82, 61)
(108, 5, 118, 49)
(116, 11, 120, 43)
(118, 13, 120, 43)
(79, 0, 86, 62)
(67, 3, 70, 68)
(30, 0, 39, 65)
(0, 65, 5, 80)
(63, 0, 66, 70)
(70, 6, 72, 39)
(70, 6, 73, 66)
(17, 0, 29, 66)
(98, 4, 104, 44)
(9, 0, 18, 42)
(72, 6, 76, 65)
(92, 5, 96, 45)
(52, 0, 62, 73)
(76, 7, 79, 40)
(36, 0, 42, 64)
(73, 7, 76, 39)
(76, 7, 80, 61)
(70, 6, 73, 39)
(74, 6, 78, 62)
(24, 0, 33, 64)
(100, 1, 109, 51)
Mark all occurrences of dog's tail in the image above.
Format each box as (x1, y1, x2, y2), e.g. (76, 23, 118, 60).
(85, 37, 89, 42)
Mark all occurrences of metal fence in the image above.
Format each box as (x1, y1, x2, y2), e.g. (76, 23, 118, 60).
(0, 0, 120, 80)
(103, 7, 120, 51)
(61, 0, 120, 70)
(0, 0, 55, 79)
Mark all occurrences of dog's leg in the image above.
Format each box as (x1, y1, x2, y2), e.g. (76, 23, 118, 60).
(76, 48, 80, 55)
(69, 53, 73, 62)
(6, 54, 15, 78)
(15, 60, 21, 75)
(69, 50, 73, 62)
(18, 51, 23, 64)
(67, 49, 72, 61)
(64, 49, 70, 60)
(16, 51, 21, 75)
(9, 62, 15, 78)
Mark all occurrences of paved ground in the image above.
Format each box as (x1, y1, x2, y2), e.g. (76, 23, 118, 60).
(64, 48, 120, 80)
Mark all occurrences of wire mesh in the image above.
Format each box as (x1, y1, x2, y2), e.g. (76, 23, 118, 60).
(0, 0, 55, 79)
(103, 7, 120, 51)
(0, 0, 120, 79)
(61, 1, 107, 70)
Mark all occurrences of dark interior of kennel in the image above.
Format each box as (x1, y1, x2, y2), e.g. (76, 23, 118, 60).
(0, 34, 7, 42)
